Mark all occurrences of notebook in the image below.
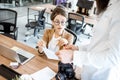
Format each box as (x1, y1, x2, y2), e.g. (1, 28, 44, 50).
(0, 45, 35, 65)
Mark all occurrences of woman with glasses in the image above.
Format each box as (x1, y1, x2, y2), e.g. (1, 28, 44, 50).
(37, 5, 74, 55)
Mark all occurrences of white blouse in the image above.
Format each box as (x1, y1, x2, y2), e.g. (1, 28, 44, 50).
(48, 34, 61, 53)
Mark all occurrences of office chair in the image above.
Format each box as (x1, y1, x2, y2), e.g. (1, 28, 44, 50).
(65, 28, 77, 44)
(24, 8, 46, 42)
(0, 8, 18, 40)
(67, 12, 85, 35)
(76, 0, 94, 16)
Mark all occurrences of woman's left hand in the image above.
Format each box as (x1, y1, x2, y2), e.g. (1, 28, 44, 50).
(57, 38, 68, 47)
(63, 45, 79, 51)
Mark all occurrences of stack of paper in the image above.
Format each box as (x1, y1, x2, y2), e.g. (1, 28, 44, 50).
(31, 67, 56, 80)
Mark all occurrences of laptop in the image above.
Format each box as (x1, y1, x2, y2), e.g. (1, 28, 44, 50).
(0, 45, 35, 65)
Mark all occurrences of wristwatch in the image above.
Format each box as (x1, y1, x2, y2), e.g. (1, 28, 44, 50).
(38, 50, 44, 55)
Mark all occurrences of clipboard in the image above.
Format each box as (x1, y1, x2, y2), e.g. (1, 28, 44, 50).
(0, 64, 21, 80)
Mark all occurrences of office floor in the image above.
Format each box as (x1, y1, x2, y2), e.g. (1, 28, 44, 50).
(15, 6, 51, 48)
(4, 3, 91, 49)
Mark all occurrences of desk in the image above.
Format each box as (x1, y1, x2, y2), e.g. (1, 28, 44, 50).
(28, 4, 56, 15)
(40, 4, 97, 25)
(84, 15, 97, 26)
(29, 6, 45, 11)
(40, 4, 56, 14)
(28, 4, 73, 25)
(0, 34, 58, 75)
(27, 6, 46, 24)
(29, 4, 56, 25)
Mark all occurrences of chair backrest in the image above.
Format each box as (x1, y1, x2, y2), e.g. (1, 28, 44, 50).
(65, 28, 77, 44)
(68, 12, 84, 22)
(37, 8, 46, 29)
(76, 0, 94, 16)
(67, 12, 84, 34)
(0, 8, 17, 33)
(38, 8, 46, 19)
(77, 0, 94, 9)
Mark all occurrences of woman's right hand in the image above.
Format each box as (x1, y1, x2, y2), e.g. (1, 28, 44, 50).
(57, 38, 68, 47)
(63, 45, 79, 51)
(37, 40, 46, 53)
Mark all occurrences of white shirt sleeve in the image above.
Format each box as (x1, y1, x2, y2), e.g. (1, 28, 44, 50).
(73, 1, 120, 80)
(73, 51, 89, 68)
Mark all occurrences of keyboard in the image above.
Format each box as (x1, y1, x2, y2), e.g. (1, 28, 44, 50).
(0, 64, 21, 80)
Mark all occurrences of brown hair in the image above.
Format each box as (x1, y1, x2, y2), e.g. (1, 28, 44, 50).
(50, 5, 68, 21)
(96, 0, 110, 15)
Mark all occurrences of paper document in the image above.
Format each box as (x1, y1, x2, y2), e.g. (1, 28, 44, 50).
(43, 48, 59, 60)
(31, 67, 56, 80)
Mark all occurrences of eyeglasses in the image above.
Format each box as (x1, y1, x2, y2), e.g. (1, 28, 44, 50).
(53, 20, 66, 26)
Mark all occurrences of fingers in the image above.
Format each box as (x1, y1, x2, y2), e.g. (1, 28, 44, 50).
(64, 45, 73, 49)
(55, 51, 59, 55)
(37, 40, 46, 53)
(37, 41, 43, 46)
(38, 46, 43, 53)
(55, 51, 62, 60)
(37, 40, 45, 47)
(64, 45, 78, 50)
(58, 38, 68, 47)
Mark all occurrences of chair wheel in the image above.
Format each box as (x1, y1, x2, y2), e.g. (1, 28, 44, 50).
(25, 35, 28, 37)
(24, 40, 26, 42)
(37, 36, 39, 39)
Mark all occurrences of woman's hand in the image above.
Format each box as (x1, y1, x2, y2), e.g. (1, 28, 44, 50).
(57, 38, 68, 47)
(37, 40, 46, 53)
(63, 45, 79, 51)
(56, 50, 74, 64)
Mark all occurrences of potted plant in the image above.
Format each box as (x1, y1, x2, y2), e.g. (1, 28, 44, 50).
(12, 74, 33, 80)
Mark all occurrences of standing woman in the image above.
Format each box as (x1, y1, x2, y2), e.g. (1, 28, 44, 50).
(37, 5, 73, 54)
(56, 0, 120, 80)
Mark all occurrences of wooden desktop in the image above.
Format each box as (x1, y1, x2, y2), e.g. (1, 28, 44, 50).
(0, 34, 58, 75)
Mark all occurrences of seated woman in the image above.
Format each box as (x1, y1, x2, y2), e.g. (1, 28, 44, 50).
(37, 5, 74, 54)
